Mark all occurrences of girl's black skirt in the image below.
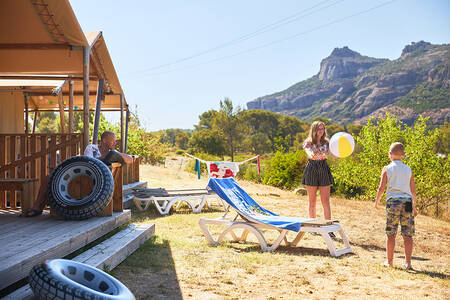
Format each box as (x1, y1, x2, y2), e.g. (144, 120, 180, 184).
(302, 159, 334, 186)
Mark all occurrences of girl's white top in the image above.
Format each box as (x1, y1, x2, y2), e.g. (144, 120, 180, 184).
(386, 160, 412, 200)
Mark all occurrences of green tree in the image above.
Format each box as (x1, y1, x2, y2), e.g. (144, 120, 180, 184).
(242, 132, 272, 154)
(125, 109, 169, 164)
(159, 129, 191, 150)
(243, 110, 279, 150)
(35, 112, 58, 133)
(214, 98, 247, 161)
(312, 117, 331, 125)
(277, 115, 307, 148)
(436, 122, 450, 155)
(195, 110, 219, 130)
(347, 124, 364, 138)
(174, 130, 190, 149)
(403, 116, 448, 216)
(188, 129, 227, 156)
(331, 113, 449, 218)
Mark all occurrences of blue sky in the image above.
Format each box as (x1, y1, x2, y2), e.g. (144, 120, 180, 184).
(70, 0, 450, 131)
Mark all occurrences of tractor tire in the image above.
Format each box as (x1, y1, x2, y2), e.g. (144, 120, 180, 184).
(29, 259, 135, 300)
(48, 155, 114, 220)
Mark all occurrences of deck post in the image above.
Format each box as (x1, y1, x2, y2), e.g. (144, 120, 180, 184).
(125, 105, 129, 153)
(69, 80, 74, 134)
(92, 78, 104, 144)
(58, 93, 66, 133)
(120, 94, 124, 152)
(24, 94, 29, 134)
(82, 46, 90, 150)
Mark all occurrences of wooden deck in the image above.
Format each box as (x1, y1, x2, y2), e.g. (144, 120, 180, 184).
(0, 209, 131, 291)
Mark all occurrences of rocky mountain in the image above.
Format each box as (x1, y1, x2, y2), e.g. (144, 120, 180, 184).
(247, 41, 450, 126)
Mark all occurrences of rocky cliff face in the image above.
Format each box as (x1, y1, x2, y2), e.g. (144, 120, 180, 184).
(247, 42, 450, 126)
(318, 46, 387, 80)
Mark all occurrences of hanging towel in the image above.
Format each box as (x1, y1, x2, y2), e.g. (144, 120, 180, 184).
(194, 159, 201, 179)
(209, 161, 239, 178)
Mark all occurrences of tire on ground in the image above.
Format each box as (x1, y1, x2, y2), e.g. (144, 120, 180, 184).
(48, 155, 114, 220)
(29, 259, 135, 300)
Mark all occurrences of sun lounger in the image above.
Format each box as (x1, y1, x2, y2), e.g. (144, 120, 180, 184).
(132, 187, 226, 215)
(199, 178, 352, 257)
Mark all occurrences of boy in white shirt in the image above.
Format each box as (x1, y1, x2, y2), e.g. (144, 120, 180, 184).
(375, 142, 418, 270)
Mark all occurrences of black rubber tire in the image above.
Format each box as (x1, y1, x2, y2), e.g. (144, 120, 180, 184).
(48, 156, 114, 220)
(29, 259, 135, 300)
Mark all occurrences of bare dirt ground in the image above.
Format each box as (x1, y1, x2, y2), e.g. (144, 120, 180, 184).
(112, 162, 449, 299)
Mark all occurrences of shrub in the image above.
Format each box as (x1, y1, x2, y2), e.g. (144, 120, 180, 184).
(127, 128, 169, 165)
(262, 151, 308, 190)
(237, 163, 265, 183)
(330, 114, 449, 218)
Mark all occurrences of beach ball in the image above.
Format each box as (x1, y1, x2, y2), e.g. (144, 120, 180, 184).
(329, 132, 355, 158)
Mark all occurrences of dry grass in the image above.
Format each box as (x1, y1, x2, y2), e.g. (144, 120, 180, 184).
(112, 163, 450, 299)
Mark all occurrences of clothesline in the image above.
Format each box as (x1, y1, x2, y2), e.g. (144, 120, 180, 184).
(184, 153, 261, 179)
(184, 153, 259, 165)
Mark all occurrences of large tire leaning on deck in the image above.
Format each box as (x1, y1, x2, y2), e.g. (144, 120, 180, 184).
(48, 155, 114, 220)
(29, 259, 135, 300)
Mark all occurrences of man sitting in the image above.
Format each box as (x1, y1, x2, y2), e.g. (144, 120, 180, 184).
(25, 131, 132, 217)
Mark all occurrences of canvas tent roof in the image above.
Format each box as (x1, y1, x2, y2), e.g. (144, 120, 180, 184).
(0, 0, 126, 110)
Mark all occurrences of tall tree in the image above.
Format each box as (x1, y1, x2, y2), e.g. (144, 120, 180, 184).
(195, 110, 219, 130)
(244, 109, 279, 150)
(214, 98, 246, 161)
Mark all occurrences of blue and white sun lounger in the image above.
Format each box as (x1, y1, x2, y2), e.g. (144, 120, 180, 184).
(199, 178, 352, 257)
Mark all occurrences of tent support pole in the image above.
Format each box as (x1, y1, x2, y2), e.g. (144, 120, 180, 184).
(120, 94, 124, 152)
(58, 93, 66, 133)
(82, 46, 90, 150)
(92, 78, 104, 144)
(68, 80, 74, 134)
(124, 106, 129, 153)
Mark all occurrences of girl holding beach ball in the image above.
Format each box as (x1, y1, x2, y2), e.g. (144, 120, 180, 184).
(302, 121, 354, 232)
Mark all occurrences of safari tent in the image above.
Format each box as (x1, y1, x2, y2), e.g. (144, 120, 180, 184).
(0, 0, 136, 208)
(0, 1, 150, 294)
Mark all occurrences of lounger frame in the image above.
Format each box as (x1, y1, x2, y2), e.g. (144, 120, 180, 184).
(199, 214, 352, 257)
(133, 189, 226, 215)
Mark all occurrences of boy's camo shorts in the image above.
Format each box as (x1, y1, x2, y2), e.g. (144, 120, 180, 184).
(385, 198, 415, 237)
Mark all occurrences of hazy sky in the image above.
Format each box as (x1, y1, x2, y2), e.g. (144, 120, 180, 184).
(70, 0, 450, 131)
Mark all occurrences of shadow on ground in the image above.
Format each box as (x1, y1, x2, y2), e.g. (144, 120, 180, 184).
(223, 241, 354, 258)
(131, 206, 223, 221)
(113, 236, 183, 300)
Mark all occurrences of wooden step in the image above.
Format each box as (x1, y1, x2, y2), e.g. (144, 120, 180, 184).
(2, 223, 155, 300)
(0, 210, 131, 291)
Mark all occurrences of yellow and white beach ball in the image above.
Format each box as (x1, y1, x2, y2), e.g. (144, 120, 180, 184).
(329, 132, 355, 158)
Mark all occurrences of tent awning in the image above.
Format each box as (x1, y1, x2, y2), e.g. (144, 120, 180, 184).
(0, 0, 127, 109)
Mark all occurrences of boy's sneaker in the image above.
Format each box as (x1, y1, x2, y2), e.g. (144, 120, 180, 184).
(380, 261, 392, 267)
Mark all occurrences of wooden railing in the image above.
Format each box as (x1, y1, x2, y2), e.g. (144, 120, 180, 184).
(0, 133, 83, 209)
(115, 138, 140, 185)
(123, 156, 140, 185)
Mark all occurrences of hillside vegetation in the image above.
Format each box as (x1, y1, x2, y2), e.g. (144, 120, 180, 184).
(247, 41, 450, 126)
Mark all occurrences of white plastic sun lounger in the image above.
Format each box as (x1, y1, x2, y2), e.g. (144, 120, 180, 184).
(199, 178, 352, 257)
(133, 187, 226, 215)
